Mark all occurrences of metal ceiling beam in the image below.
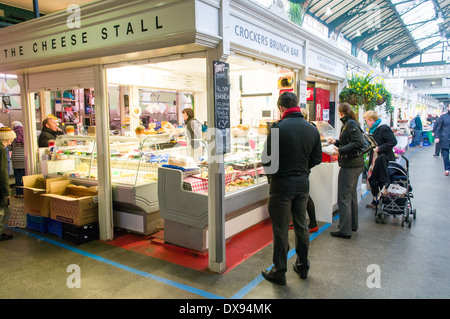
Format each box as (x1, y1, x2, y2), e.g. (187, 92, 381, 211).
(396, 60, 448, 68)
(327, 0, 377, 31)
(344, 7, 396, 39)
(386, 0, 421, 52)
(368, 29, 410, 53)
(391, 39, 445, 66)
(351, 13, 399, 45)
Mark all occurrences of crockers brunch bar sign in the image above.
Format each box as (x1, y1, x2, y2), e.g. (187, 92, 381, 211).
(0, 2, 194, 64)
(230, 16, 303, 63)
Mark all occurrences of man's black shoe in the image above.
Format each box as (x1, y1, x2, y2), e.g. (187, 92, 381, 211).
(330, 231, 351, 239)
(0, 233, 13, 241)
(261, 269, 286, 285)
(293, 259, 310, 279)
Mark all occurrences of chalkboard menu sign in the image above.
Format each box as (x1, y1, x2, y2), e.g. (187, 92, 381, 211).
(213, 61, 231, 154)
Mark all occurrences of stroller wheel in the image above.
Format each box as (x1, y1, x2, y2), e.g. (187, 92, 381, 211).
(401, 216, 405, 227)
(381, 213, 387, 224)
(408, 218, 412, 228)
(375, 213, 381, 223)
(412, 209, 417, 220)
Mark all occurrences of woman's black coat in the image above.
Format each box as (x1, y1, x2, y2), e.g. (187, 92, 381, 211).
(334, 115, 365, 168)
(369, 123, 397, 164)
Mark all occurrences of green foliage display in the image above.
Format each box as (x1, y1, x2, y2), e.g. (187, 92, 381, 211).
(339, 71, 393, 114)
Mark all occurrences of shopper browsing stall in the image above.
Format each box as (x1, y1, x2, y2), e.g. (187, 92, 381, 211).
(363, 111, 397, 208)
(10, 121, 25, 198)
(433, 114, 441, 156)
(327, 103, 364, 239)
(261, 92, 322, 285)
(434, 104, 450, 176)
(0, 127, 16, 241)
(410, 114, 423, 147)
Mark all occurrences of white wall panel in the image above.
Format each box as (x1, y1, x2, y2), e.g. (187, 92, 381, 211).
(26, 67, 95, 92)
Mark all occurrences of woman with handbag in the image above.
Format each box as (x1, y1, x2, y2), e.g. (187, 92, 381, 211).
(327, 103, 364, 239)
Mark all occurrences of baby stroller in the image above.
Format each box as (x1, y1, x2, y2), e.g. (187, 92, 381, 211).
(374, 155, 416, 227)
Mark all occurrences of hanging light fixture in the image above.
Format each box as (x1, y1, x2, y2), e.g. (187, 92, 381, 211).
(356, 30, 361, 37)
(374, 45, 379, 50)
(325, 7, 332, 16)
(387, 56, 391, 61)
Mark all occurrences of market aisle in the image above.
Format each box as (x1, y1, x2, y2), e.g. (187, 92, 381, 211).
(1, 144, 449, 299)
(242, 144, 450, 298)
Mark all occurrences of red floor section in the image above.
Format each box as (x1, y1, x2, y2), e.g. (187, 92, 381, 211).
(105, 219, 273, 273)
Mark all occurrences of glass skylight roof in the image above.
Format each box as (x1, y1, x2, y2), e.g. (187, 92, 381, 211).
(393, 0, 440, 49)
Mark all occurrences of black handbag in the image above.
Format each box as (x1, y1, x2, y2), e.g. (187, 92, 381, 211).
(358, 132, 377, 156)
(347, 120, 378, 157)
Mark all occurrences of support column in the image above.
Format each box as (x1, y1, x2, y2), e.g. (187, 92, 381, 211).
(18, 75, 38, 175)
(207, 0, 230, 274)
(393, 99, 399, 128)
(93, 65, 114, 241)
(206, 50, 226, 274)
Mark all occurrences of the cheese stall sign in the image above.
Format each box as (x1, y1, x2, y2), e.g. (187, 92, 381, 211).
(0, 2, 195, 64)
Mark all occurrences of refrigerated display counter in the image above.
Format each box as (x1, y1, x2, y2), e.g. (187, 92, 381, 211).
(158, 166, 269, 252)
(44, 134, 187, 234)
(158, 135, 270, 251)
(310, 121, 339, 222)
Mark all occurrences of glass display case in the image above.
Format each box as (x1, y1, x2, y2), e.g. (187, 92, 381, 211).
(45, 134, 189, 235)
(158, 134, 270, 251)
(49, 135, 184, 185)
(311, 121, 338, 144)
(309, 121, 339, 223)
(182, 134, 267, 194)
(311, 121, 338, 163)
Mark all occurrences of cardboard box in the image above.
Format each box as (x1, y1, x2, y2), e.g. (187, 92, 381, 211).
(22, 174, 66, 217)
(43, 180, 99, 226)
(87, 126, 96, 136)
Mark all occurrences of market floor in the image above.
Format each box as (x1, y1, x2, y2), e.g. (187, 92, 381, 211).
(1, 144, 450, 300)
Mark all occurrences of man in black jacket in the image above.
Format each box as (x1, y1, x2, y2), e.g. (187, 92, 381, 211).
(38, 117, 64, 147)
(435, 104, 450, 176)
(261, 92, 322, 285)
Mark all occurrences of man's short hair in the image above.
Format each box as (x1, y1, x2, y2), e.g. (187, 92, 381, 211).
(42, 118, 51, 127)
(277, 92, 298, 109)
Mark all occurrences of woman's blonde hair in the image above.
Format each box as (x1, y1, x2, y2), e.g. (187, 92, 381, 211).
(363, 110, 379, 121)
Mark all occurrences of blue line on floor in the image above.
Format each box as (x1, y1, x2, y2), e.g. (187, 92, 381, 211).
(10, 192, 371, 300)
(231, 190, 369, 299)
(230, 213, 342, 299)
(10, 227, 226, 300)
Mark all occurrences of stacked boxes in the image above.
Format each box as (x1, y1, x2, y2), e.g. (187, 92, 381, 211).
(22, 174, 66, 217)
(23, 174, 65, 234)
(43, 180, 99, 226)
(23, 175, 99, 244)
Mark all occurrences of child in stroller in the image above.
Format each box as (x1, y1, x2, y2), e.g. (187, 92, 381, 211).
(373, 155, 416, 227)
